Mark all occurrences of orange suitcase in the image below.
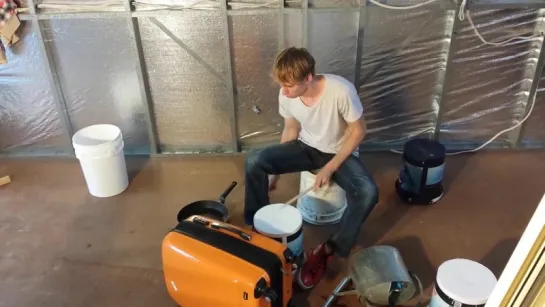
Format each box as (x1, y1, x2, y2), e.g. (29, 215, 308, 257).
(162, 215, 296, 307)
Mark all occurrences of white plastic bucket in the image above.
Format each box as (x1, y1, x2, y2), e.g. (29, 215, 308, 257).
(430, 259, 497, 307)
(253, 203, 304, 259)
(72, 124, 129, 198)
(296, 171, 347, 225)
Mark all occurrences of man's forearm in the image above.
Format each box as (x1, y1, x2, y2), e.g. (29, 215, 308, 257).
(326, 127, 365, 171)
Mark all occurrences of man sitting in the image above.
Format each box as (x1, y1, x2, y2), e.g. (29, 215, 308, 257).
(243, 47, 379, 289)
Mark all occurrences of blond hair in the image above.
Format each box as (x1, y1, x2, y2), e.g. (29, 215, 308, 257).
(272, 47, 316, 85)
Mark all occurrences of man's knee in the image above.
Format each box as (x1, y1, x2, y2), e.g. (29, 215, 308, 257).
(245, 149, 267, 172)
(352, 177, 379, 206)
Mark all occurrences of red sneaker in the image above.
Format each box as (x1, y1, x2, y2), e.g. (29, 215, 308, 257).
(296, 243, 333, 290)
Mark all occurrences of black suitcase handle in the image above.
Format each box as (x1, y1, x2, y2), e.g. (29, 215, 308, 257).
(211, 222, 252, 241)
(193, 217, 252, 241)
(192, 216, 252, 241)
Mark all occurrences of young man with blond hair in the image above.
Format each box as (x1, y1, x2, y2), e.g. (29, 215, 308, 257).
(243, 47, 379, 289)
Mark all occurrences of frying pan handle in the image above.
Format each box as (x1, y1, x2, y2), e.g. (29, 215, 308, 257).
(219, 181, 238, 204)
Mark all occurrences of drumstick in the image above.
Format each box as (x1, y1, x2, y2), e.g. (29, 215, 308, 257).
(285, 186, 313, 206)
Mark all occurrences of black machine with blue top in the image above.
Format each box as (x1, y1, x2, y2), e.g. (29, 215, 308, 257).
(395, 138, 446, 205)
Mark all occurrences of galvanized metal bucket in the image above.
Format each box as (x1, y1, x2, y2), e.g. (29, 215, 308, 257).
(324, 245, 423, 307)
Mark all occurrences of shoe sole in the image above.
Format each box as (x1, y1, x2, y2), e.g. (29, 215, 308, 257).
(296, 269, 315, 290)
(295, 252, 318, 290)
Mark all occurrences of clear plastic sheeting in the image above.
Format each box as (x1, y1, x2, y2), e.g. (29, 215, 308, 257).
(359, 8, 452, 145)
(39, 0, 123, 2)
(285, 0, 301, 9)
(3, 6, 545, 156)
(438, 9, 540, 146)
(133, 0, 220, 10)
(0, 21, 66, 153)
(232, 13, 283, 146)
(37, 0, 125, 12)
(138, 16, 232, 151)
(227, 0, 281, 9)
(309, 11, 358, 84)
(309, 0, 357, 8)
(43, 18, 150, 153)
(134, 0, 280, 10)
(521, 68, 545, 147)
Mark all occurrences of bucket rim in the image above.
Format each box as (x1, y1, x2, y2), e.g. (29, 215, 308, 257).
(348, 245, 403, 265)
(75, 141, 125, 160)
(253, 203, 302, 237)
(72, 124, 123, 149)
(297, 201, 346, 225)
(436, 258, 497, 305)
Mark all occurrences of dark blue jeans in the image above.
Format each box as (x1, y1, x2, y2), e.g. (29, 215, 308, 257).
(244, 140, 379, 257)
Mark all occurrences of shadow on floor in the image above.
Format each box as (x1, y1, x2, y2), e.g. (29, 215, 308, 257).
(126, 155, 150, 183)
(479, 237, 519, 278)
(359, 191, 412, 248)
(291, 290, 313, 307)
(442, 153, 472, 195)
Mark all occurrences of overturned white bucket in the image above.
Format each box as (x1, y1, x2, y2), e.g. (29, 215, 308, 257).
(72, 124, 129, 198)
(430, 258, 497, 307)
(253, 203, 304, 260)
(296, 171, 347, 225)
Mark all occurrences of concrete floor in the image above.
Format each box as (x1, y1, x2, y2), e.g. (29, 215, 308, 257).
(0, 150, 544, 307)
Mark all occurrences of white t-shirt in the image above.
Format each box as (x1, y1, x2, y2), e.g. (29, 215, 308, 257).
(279, 74, 363, 155)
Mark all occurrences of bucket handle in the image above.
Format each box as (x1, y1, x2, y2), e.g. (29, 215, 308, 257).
(407, 271, 424, 307)
(324, 272, 424, 307)
(361, 271, 424, 307)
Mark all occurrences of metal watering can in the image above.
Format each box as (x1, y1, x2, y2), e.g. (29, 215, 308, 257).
(324, 246, 423, 307)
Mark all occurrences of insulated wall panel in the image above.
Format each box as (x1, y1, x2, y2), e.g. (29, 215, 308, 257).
(438, 9, 540, 146)
(38, 0, 125, 12)
(138, 16, 232, 151)
(38, 0, 124, 5)
(308, 0, 357, 9)
(521, 67, 545, 147)
(232, 13, 283, 146)
(0, 21, 65, 153)
(43, 18, 150, 153)
(228, 0, 280, 8)
(40, 0, 123, 2)
(359, 8, 452, 145)
(284, 13, 302, 48)
(309, 11, 358, 84)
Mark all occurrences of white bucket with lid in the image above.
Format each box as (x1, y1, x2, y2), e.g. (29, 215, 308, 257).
(430, 258, 497, 307)
(253, 203, 304, 259)
(72, 124, 129, 198)
(297, 171, 347, 225)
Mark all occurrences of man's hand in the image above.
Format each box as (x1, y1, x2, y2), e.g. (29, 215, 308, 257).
(268, 175, 279, 192)
(320, 118, 366, 182)
(314, 166, 335, 191)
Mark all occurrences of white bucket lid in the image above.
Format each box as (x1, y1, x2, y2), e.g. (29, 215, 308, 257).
(436, 258, 497, 305)
(72, 124, 123, 156)
(253, 203, 302, 239)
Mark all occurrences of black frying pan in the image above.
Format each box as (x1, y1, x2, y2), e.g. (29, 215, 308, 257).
(176, 181, 238, 223)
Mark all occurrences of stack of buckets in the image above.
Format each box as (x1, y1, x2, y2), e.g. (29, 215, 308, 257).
(72, 124, 129, 198)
